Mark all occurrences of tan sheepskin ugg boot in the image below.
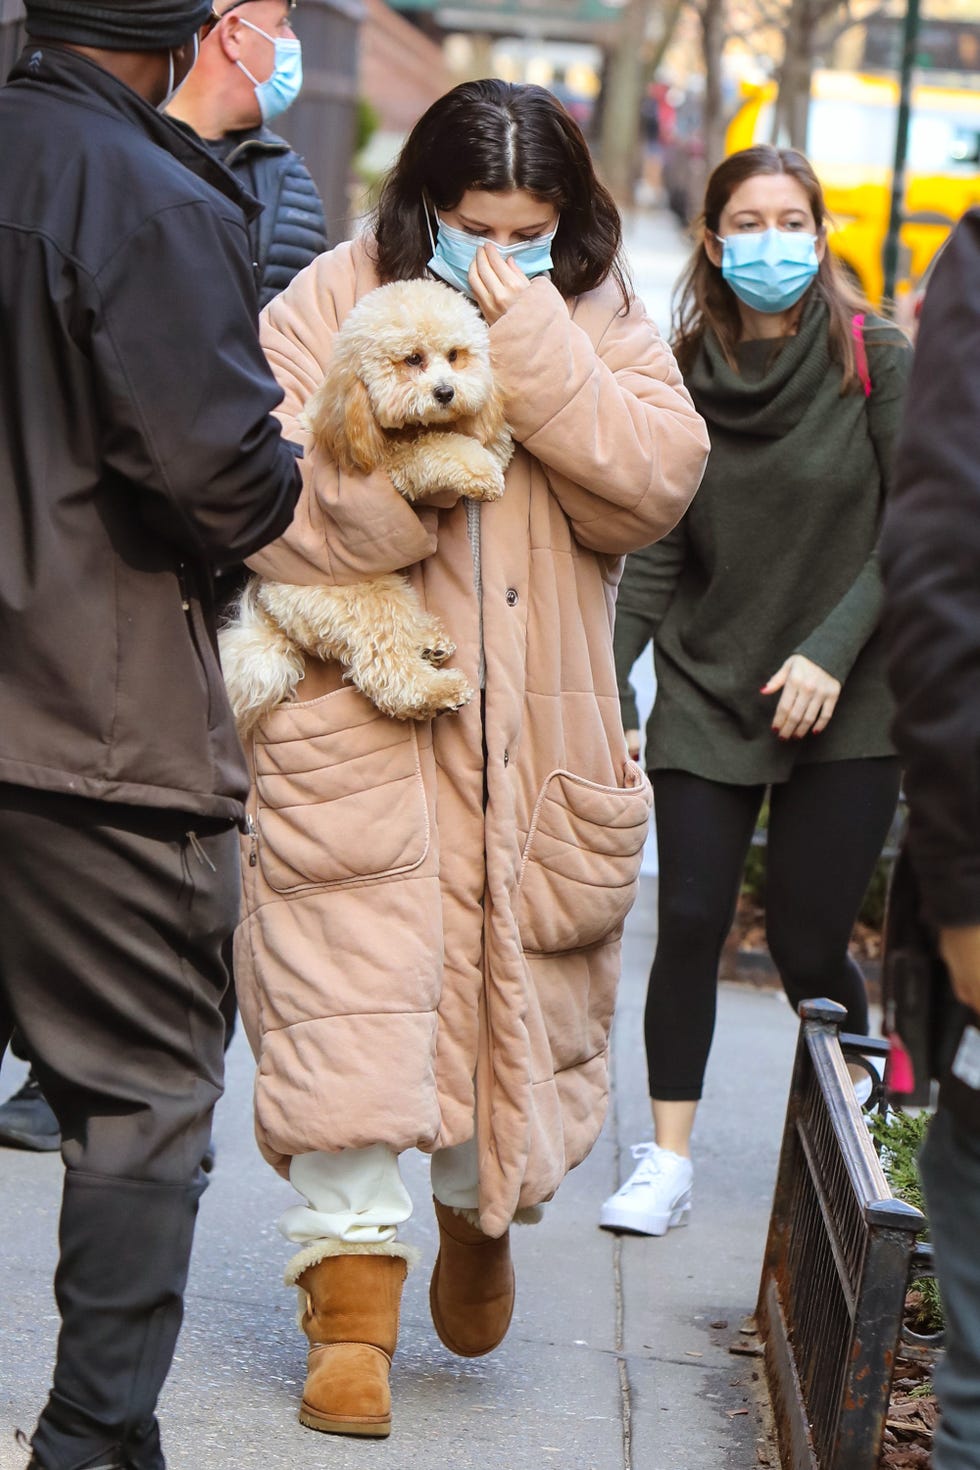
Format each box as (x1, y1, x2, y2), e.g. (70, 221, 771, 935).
(290, 1246, 412, 1437)
(429, 1199, 515, 1357)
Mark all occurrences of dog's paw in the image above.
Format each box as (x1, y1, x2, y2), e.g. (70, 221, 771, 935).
(461, 461, 506, 503)
(416, 667, 475, 718)
(417, 616, 456, 666)
(422, 642, 455, 666)
(371, 665, 474, 721)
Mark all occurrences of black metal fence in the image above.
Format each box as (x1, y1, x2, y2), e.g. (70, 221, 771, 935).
(0, 0, 363, 236)
(758, 998, 924, 1470)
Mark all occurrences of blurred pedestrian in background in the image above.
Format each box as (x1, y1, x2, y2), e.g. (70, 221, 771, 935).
(601, 144, 911, 1238)
(882, 208, 980, 1470)
(226, 77, 708, 1439)
(0, 2, 300, 1464)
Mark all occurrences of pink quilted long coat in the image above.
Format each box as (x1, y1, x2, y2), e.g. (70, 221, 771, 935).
(234, 236, 709, 1236)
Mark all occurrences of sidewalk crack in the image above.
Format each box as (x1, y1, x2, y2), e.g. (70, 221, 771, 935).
(609, 1050, 633, 1470)
(614, 1234, 633, 1470)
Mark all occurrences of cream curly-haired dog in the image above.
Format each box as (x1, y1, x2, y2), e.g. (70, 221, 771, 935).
(221, 279, 513, 729)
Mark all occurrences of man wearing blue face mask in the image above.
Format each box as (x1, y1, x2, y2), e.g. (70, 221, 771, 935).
(167, 0, 327, 308)
(165, 0, 328, 1146)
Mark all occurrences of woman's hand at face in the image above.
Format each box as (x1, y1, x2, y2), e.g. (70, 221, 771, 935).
(762, 654, 841, 740)
(468, 243, 531, 324)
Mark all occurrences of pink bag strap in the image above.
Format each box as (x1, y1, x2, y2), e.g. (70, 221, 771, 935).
(852, 312, 872, 397)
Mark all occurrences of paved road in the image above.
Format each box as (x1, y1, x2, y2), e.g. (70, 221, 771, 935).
(622, 207, 691, 328)
(0, 212, 806, 1470)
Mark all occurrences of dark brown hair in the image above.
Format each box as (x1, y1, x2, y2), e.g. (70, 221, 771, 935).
(372, 78, 629, 307)
(672, 145, 874, 392)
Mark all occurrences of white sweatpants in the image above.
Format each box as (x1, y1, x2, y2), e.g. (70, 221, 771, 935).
(278, 1136, 481, 1246)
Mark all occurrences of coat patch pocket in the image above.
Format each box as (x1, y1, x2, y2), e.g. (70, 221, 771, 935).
(253, 687, 429, 893)
(517, 762, 652, 954)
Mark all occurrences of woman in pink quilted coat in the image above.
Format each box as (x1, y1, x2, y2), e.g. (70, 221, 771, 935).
(232, 78, 708, 1438)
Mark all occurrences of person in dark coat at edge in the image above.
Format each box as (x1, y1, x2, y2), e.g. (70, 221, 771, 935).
(881, 208, 980, 1470)
(0, 2, 301, 1465)
(0, 0, 328, 1157)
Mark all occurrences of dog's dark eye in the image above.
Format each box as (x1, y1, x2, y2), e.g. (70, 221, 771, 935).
(447, 350, 458, 364)
(404, 353, 424, 368)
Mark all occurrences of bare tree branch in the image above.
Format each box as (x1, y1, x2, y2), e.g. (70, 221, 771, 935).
(819, 0, 892, 47)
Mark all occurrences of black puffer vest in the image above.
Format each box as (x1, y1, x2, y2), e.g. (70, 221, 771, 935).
(220, 127, 329, 306)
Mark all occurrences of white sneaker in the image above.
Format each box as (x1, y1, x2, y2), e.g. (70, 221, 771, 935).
(849, 1054, 885, 1109)
(599, 1142, 693, 1236)
(852, 1072, 874, 1107)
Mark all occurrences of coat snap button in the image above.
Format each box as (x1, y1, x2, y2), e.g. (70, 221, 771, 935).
(505, 588, 519, 606)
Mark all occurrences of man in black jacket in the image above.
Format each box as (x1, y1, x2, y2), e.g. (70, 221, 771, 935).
(882, 210, 980, 1470)
(166, 0, 328, 307)
(0, 3, 301, 1466)
(0, 0, 327, 1158)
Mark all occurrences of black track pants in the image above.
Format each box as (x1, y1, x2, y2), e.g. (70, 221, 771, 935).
(0, 786, 239, 1470)
(644, 759, 901, 1101)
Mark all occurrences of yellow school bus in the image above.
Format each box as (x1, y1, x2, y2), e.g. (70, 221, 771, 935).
(726, 69, 980, 305)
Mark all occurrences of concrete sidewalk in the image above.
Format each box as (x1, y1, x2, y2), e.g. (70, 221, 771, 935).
(621, 206, 691, 329)
(0, 875, 801, 1470)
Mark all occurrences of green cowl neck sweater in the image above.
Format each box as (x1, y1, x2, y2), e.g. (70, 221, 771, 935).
(690, 294, 835, 438)
(614, 297, 913, 785)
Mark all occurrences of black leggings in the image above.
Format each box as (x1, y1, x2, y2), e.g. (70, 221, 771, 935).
(644, 758, 901, 1101)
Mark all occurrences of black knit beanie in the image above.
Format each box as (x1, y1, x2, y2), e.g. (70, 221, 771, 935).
(24, 0, 213, 49)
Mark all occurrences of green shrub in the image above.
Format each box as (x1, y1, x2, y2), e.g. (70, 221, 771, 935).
(739, 799, 891, 930)
(355, 96, 381, 157)
(740, 801, 768, 905)
(859, 856, 889, 930)
(869, 1108, 945, 1334)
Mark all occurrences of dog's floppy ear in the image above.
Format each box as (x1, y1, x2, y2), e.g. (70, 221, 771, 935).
(469, 384, 508, 451)
(305, 360, 386, 474)
(340, 377, 388, 472)
(304, 362, 345, 456)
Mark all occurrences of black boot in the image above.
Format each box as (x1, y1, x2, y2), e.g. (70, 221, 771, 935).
(15, 1426, 124, 1469)
(30, 1170, 205, 1470)
(0, 1070, 61, 1151)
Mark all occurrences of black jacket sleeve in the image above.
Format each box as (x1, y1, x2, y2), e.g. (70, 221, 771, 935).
(91, 198, 300, 567)
(881, 210, 980, 926)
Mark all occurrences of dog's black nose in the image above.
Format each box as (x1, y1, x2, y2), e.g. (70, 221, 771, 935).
(433, 384, 455, 405)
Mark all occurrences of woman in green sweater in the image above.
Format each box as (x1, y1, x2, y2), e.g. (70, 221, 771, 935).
(600, 145, 912, 1237)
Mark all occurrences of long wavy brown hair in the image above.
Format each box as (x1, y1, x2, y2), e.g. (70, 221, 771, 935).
(372, 79, 630, 308)
(672, 145, 874, 393)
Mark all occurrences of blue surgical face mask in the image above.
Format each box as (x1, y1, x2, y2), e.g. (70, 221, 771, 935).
(718, 227, 819, 313)
(236, 16, 303, 122)
(424, 201, 558, 300)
